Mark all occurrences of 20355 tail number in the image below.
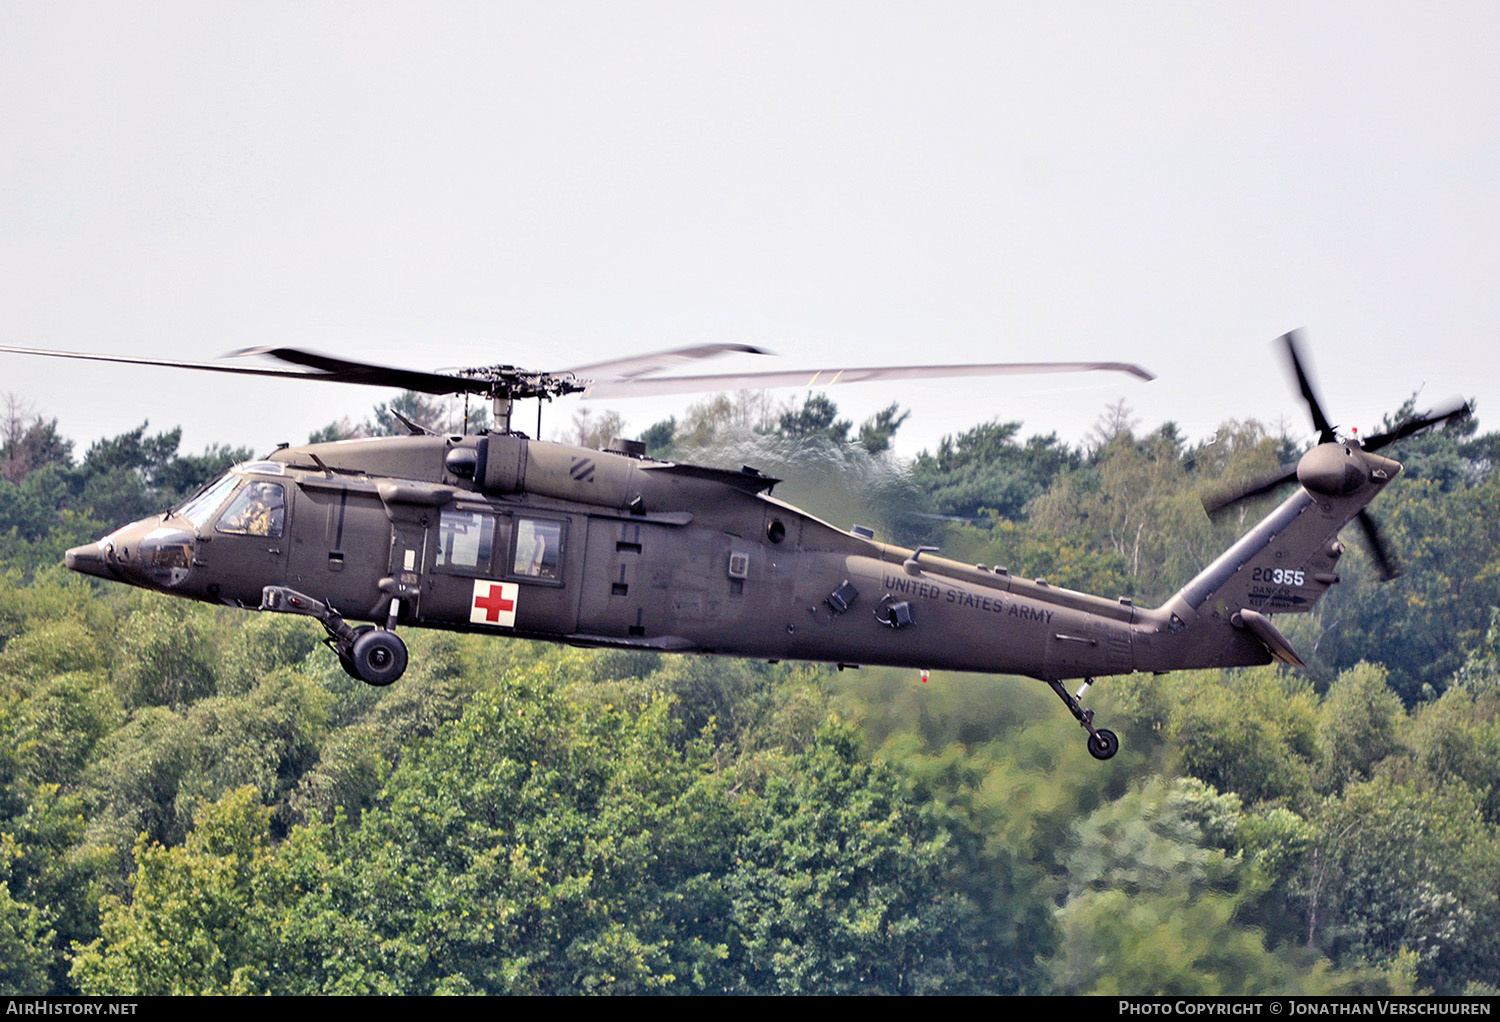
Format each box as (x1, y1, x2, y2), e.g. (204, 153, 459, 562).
(1252, 567, 1305, 587)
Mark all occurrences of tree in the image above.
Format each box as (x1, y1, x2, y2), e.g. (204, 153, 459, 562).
(1304, 778, 1500, 991)
(564, 406, 626, 450)
(725, 721, 989, 994)
(279, 670, 740, 994)
(776, 394, 851, 444)
(910, 420, 1076, 520)
(1164, 669, 1320, 808)
(638, 417, 676, 455)
(855, 403, 909, 455)
(1048, 777, 1417, 995)
(1315, 662, 1405, 793)
(2, 396, 72, 485)
(71, 787, 281, 995)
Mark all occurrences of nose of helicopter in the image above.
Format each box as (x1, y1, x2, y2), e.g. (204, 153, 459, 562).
(65, 541, 116, 580)
(66, 519, 197, 589)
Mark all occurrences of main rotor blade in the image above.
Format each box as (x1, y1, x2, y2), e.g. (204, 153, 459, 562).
(580, 360, 1155, 399)
(1361, 399, 1472, 453)
(0, 343, 486, 396)
(1354, 508, 1400, 581)
(1202, 462, 1300, 518)
(0, 343, 394, 385)
(228, 346, 485, 396)
(561, 343, 770, 383)
(1280, 330, 1338, 444)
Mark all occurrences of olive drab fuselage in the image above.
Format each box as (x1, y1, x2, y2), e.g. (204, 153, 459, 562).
(63, 434, 1154, 677)
(64, 430, 1402, 685)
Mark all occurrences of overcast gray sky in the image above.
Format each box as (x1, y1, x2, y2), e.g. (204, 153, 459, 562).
(3, 2, 1496, 461)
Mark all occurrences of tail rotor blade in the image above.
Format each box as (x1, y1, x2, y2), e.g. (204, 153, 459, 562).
(1202, 463, 1300, 518)
(1355, 509, 1400, 581)
(1280, 330, 1339, 444)
(1361, 399, 1472, 453)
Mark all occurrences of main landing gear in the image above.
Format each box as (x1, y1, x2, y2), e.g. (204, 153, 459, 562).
(1047, 677, 1119, 760)
(261, 586, 408, 687)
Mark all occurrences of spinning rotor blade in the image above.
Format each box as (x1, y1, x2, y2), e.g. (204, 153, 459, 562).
(1202, 462, 1300, 518)
(1280, 330, 1339, 444)
(1361, 399, 1472, 453)
(561, 343, 769, 383)
(1355, 508, 1400, 581)
(0, 343, 405, 386)
(0, 343, 484, 395)
(227, 347, 484, 396)
(581, 359, 1155, 399)
(2, 342, 1153, 404)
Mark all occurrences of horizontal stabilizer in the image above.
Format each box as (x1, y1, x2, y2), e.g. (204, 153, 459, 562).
(1233, 608, 1305, 667)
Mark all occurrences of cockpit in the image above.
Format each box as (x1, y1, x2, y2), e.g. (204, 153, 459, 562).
(67, 461, 292, 593)
(177, 461, 287, 532)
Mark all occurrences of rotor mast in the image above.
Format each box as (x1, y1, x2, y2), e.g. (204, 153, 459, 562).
(456, 365, 586, 436)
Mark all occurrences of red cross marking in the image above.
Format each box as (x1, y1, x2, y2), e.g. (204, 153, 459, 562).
(474, 583, 515, 623)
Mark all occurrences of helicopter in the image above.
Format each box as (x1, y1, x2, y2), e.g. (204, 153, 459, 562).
(0, 333, 1468, 759)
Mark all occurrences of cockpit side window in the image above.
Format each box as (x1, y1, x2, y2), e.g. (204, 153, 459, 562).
(178, 473, 241, 529)
(215, 481, 287, 538)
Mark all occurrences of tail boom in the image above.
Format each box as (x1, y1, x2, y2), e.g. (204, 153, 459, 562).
(1136, 443, 1401, 673)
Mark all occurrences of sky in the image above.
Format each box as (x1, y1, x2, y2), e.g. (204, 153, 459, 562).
(2, 2, 1497, 463)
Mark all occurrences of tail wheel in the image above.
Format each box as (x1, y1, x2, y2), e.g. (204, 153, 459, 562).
(1087, 728, 1120, 761)
(350, 629, 408, 687)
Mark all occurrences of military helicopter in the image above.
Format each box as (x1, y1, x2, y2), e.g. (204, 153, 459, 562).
(0, 334, 1467, 759)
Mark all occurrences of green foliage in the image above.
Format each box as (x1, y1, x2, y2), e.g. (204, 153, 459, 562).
(638, 416, 676, 455)
(1310, 472, 1500, 703)
(1164, 669, 1320, 807)
(115, 604, 217, 708)
(1306, 778, 1500, 991)
(0, 870, 54, 994)
(1406, 664, 1500, 823)
(777, 393, 851, 444)
(725, 721, 988, 994)
(912, 419, 1076, 520)
(944, 513, 1132, 596)
(1316, 662, 1406, 793)
(71, 787, 279, 995)
(284, 669, 740, 994)
(854, 402, 909, 455)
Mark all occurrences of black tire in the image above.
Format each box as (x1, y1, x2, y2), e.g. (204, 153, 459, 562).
(350, 629, 408, 687)
(1087, 728, 1120, 761)
(338, 626, 374, 680)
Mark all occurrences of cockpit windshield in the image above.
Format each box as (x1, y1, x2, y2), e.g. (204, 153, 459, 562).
(176, 473, 241, 529)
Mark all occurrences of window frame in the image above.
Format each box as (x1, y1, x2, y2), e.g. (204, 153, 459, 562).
(431, 506, 501, 577)
(213, 479, 288, 539)
(507, 514, 568, 587)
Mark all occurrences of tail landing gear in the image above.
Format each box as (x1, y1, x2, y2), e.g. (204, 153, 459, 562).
(1047, 677, 1119, 760)
(261, 586, 409, 687)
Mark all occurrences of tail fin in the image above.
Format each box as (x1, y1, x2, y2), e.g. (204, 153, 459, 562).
(1139, 442, 1402, 671)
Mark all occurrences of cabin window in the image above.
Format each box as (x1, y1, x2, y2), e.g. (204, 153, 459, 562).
(434, 509, 497, 571)
(215, 481, 286, 538)
(512, 517, 564, 580)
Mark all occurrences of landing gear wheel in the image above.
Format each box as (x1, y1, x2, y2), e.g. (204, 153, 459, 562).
(338, 626, 374, 680)
(350, 629, 408, 687)
(1048, 677, 1121, 763)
